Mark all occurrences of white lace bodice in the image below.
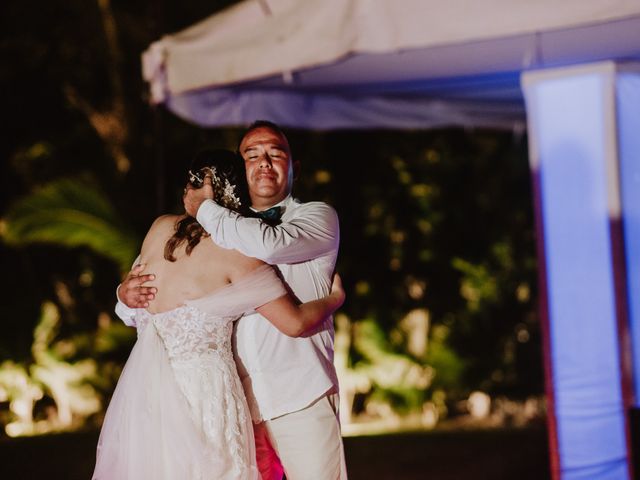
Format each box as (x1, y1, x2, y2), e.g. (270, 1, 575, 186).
(136, 306, 236, 364)
(134, 306, 247, 478)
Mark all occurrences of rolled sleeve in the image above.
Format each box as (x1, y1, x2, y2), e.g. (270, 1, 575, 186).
(197, 199, 339, 265)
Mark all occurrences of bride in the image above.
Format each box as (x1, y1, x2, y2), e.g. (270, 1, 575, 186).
(92, 149, 345, 479)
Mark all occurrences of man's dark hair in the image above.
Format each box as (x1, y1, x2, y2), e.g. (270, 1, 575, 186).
(237, 120, 290, 153)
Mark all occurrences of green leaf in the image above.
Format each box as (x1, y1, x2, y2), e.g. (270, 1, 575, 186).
(1, 178, 139, 272)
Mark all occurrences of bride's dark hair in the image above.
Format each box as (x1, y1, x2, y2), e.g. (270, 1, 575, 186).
(164, 149, 251, 262)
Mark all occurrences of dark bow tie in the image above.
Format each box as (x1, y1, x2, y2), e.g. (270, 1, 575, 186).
(255, 206, 283, 221)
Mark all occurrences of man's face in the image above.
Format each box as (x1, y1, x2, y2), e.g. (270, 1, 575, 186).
(239, 126, 297, 209)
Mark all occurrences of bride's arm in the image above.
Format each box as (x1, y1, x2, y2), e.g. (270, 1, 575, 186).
(255, 274, 345, 337)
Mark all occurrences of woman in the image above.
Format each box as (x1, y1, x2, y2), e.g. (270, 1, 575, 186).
(92, 149, 344, 479)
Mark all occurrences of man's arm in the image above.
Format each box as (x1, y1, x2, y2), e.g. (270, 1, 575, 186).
(196, 200, 339, 265)
(115, 297, 137, 327)
(114, 262, 157, 327)
(256, 273, 345, 337)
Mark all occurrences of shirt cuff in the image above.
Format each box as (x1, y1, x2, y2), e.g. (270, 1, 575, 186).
(196, 199, 222, 230)
(115, 284, 137, 327)
(196, 199, 224, 233)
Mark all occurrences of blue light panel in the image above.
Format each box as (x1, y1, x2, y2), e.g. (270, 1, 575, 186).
(531, 72, 628, 479)
(617, 72, 640, 402)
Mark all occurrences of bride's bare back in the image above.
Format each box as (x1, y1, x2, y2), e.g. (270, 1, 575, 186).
(138, 215, 263, 314)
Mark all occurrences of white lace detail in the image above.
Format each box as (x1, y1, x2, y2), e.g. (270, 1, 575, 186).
(144, 306, 236, 362)
(136, 306, 252, 478)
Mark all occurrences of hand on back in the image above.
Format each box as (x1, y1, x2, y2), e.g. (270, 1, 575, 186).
(118, 263, 157, 308)
(330, 273, 346, 310)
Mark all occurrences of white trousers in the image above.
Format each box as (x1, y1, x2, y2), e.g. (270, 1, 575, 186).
(253, 393, 348, 480)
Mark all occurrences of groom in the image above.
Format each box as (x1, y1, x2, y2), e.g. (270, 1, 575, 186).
(116, 121, 347, 480)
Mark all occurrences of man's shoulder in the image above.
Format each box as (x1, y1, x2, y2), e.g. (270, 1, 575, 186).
(289, 198, 338, 217)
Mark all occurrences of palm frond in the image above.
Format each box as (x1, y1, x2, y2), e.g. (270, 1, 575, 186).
(2, 178, 140, 272)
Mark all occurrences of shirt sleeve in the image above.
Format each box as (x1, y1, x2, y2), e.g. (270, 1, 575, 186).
(196, 199, 339, 265)
(115, 295, 137, 327)
(114, 255, 142, 327)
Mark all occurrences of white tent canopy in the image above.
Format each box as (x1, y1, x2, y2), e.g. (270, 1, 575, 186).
(143, 0, 640, 130)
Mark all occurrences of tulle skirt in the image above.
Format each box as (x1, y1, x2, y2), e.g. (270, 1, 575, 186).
(92, 323, 258, 479)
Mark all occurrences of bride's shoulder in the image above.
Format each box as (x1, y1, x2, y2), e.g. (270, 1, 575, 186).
(152, 214, 182, 227)
(148, 214, 183, 234)
(141, 214, 183, 246)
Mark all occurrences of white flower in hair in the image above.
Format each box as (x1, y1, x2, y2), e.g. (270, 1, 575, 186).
(221, 179, 242, 209)
(189, 165, 242, 209)
(207, 167, 242, 210)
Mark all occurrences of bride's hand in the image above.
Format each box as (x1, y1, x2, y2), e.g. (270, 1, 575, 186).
(329, 273, 346, 309)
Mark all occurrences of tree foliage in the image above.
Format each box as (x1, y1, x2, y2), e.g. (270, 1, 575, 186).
(0, 0, 542, 430)
(2, 177, 139, 273)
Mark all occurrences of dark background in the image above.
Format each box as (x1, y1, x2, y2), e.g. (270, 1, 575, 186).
(0, 0, 541, 435)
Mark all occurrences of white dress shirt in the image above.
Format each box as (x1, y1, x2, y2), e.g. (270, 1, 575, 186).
(115, 195, 340, 422)
(198, 195, 340, 422)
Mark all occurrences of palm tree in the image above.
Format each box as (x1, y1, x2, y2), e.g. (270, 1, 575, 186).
(1, 177, 139, 273)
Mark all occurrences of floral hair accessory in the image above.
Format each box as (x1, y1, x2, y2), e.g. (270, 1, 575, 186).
(188, 166, 242, 210)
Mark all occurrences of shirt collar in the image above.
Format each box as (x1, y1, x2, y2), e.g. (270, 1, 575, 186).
(250, 194, 292, 213)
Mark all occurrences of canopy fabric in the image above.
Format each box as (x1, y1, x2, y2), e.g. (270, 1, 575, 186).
(142, 0, 640, 129)
(164, 76, 527, 130)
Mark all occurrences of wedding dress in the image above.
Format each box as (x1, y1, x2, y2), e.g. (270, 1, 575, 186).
(92, 265, 286, 479)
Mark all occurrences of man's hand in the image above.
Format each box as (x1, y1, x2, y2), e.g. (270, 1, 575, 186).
(184, 176, 214, 217)
(329, 272, 345, 310)
(117, 264, 157, 308)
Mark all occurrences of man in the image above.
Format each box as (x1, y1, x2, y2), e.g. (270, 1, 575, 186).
(116, 121, 347, 480)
